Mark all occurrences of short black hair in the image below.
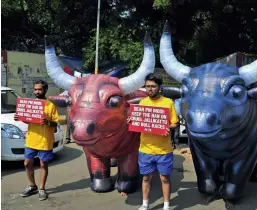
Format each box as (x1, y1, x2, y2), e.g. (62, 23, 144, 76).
(145, 73, 163, 86)
(34, 79, 48, 90)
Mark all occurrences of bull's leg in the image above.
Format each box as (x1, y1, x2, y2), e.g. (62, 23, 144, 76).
(189, 139, 221, 199)
(83, 148, 114, 192)
(115, 149, 139, 194)
(220, 143, 257, 209)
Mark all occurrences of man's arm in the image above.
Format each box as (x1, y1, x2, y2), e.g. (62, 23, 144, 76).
(49, 103, 59, 127)
(168, 100, 179, 131)
(169, 99, 179, 125)
(40, 118, 57, 127)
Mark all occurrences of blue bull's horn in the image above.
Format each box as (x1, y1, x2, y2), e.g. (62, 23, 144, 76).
(44, 35, 77, 91)
(238, 60, 257, 87)
(160, 21, 191, 82)
(118, 32, 155, 95)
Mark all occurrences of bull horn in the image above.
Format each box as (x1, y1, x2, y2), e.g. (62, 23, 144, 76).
(118, 32, 155, 95)
(160, 21, 191, 82)
(45, 35, 76, 91)
(238, 60, 257, 87)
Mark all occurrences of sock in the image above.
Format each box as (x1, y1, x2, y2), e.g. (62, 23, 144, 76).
(143, 200, 149, 207)
(164, 201, 169, 209)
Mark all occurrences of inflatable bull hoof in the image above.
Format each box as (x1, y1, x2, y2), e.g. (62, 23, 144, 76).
(91, 177, 114, 193)
(198, 179, 217, 195)
(115, 177, 138, 194)
(201, 180, 240, 209)
(220, 183, 242, 207)
(224, 200, 235, 210)
(204, 191, 221, 203)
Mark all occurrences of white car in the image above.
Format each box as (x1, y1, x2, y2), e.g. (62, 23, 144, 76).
(1, 87, 64, 161)
(177, 116, 188, 139)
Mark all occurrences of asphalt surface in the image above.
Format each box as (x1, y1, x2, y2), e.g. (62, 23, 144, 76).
(1, 141, 257, 210)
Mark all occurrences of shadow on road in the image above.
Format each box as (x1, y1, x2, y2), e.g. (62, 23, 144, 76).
(44, 154, 188, 202)
(1, 146, 83, 177)
(47, 178, 92, 195)
(46, 153, 207, 209)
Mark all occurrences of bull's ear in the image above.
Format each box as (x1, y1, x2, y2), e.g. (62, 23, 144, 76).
(127, 98, 145, 104)
(48, 96, 71, 108)
(248, 87, 257, 99)
(161, 86, 182, 99)
(125, 89, 147, 104)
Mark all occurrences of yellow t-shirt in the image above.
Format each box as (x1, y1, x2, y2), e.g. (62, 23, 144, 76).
(139, 96, 179, 155)
(25, 99, 59, 150)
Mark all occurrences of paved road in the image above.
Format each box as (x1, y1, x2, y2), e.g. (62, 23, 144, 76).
(1, 143, 257, 210)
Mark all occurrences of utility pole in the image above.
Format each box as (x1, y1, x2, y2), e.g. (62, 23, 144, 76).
(95, 0, 101, 74)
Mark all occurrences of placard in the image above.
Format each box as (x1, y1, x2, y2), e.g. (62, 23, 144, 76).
(129, 104, 170, 135)
(16, 98, 45, 123)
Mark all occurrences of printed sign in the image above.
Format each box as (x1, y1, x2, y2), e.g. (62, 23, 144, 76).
(129, 104, 170, 135)
(16, 98, 45, 123)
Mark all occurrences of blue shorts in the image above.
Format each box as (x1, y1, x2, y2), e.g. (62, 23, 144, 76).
(138, 152, 174, 176)
(24, 147, 53, 162)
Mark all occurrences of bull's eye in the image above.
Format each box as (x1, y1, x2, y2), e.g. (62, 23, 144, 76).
(182, 85, 189, 97)
(106, 96, 123, 108)
(230, 85, 246, 99)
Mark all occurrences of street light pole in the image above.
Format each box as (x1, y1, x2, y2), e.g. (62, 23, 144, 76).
(95, 0, 101, 74)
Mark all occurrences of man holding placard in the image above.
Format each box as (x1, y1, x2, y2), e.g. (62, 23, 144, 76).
(14, 80, 59, 201)
(128, 73, 178, 210)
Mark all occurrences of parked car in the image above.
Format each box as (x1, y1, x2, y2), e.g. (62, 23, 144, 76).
(1, 86, 64, 161)
(177, 116, 188, 139)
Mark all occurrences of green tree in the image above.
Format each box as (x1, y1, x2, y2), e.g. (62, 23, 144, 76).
(2, 0, 256, 72)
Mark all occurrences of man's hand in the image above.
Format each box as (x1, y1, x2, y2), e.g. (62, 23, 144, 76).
(40, 118, 49, 126)
(14, 114, 19, 121)
(162, 128, 170, 137)
(127, 116, 132, 124)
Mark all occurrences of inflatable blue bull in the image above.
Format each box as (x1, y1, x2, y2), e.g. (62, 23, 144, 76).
(160, 21, 257, 209)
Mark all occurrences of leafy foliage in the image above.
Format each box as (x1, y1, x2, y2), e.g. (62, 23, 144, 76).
(84, 27, 145, 73)
(153, 0, 171, 10)
(2, 0, 257, 72)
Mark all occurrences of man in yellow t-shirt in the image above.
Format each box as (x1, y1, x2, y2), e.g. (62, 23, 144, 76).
(129, 73, 178, 210)
(14, 80, 59, 201)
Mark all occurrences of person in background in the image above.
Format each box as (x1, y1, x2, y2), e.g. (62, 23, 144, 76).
(65, 116, 72, 143)
(59, 90, 72, 143)
(14, 80, 59, 201)
(128, 73, 178, 210)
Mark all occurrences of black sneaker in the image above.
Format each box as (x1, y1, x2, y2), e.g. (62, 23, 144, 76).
(38, 189, 48, 201)
(20, 186, 38, 197)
